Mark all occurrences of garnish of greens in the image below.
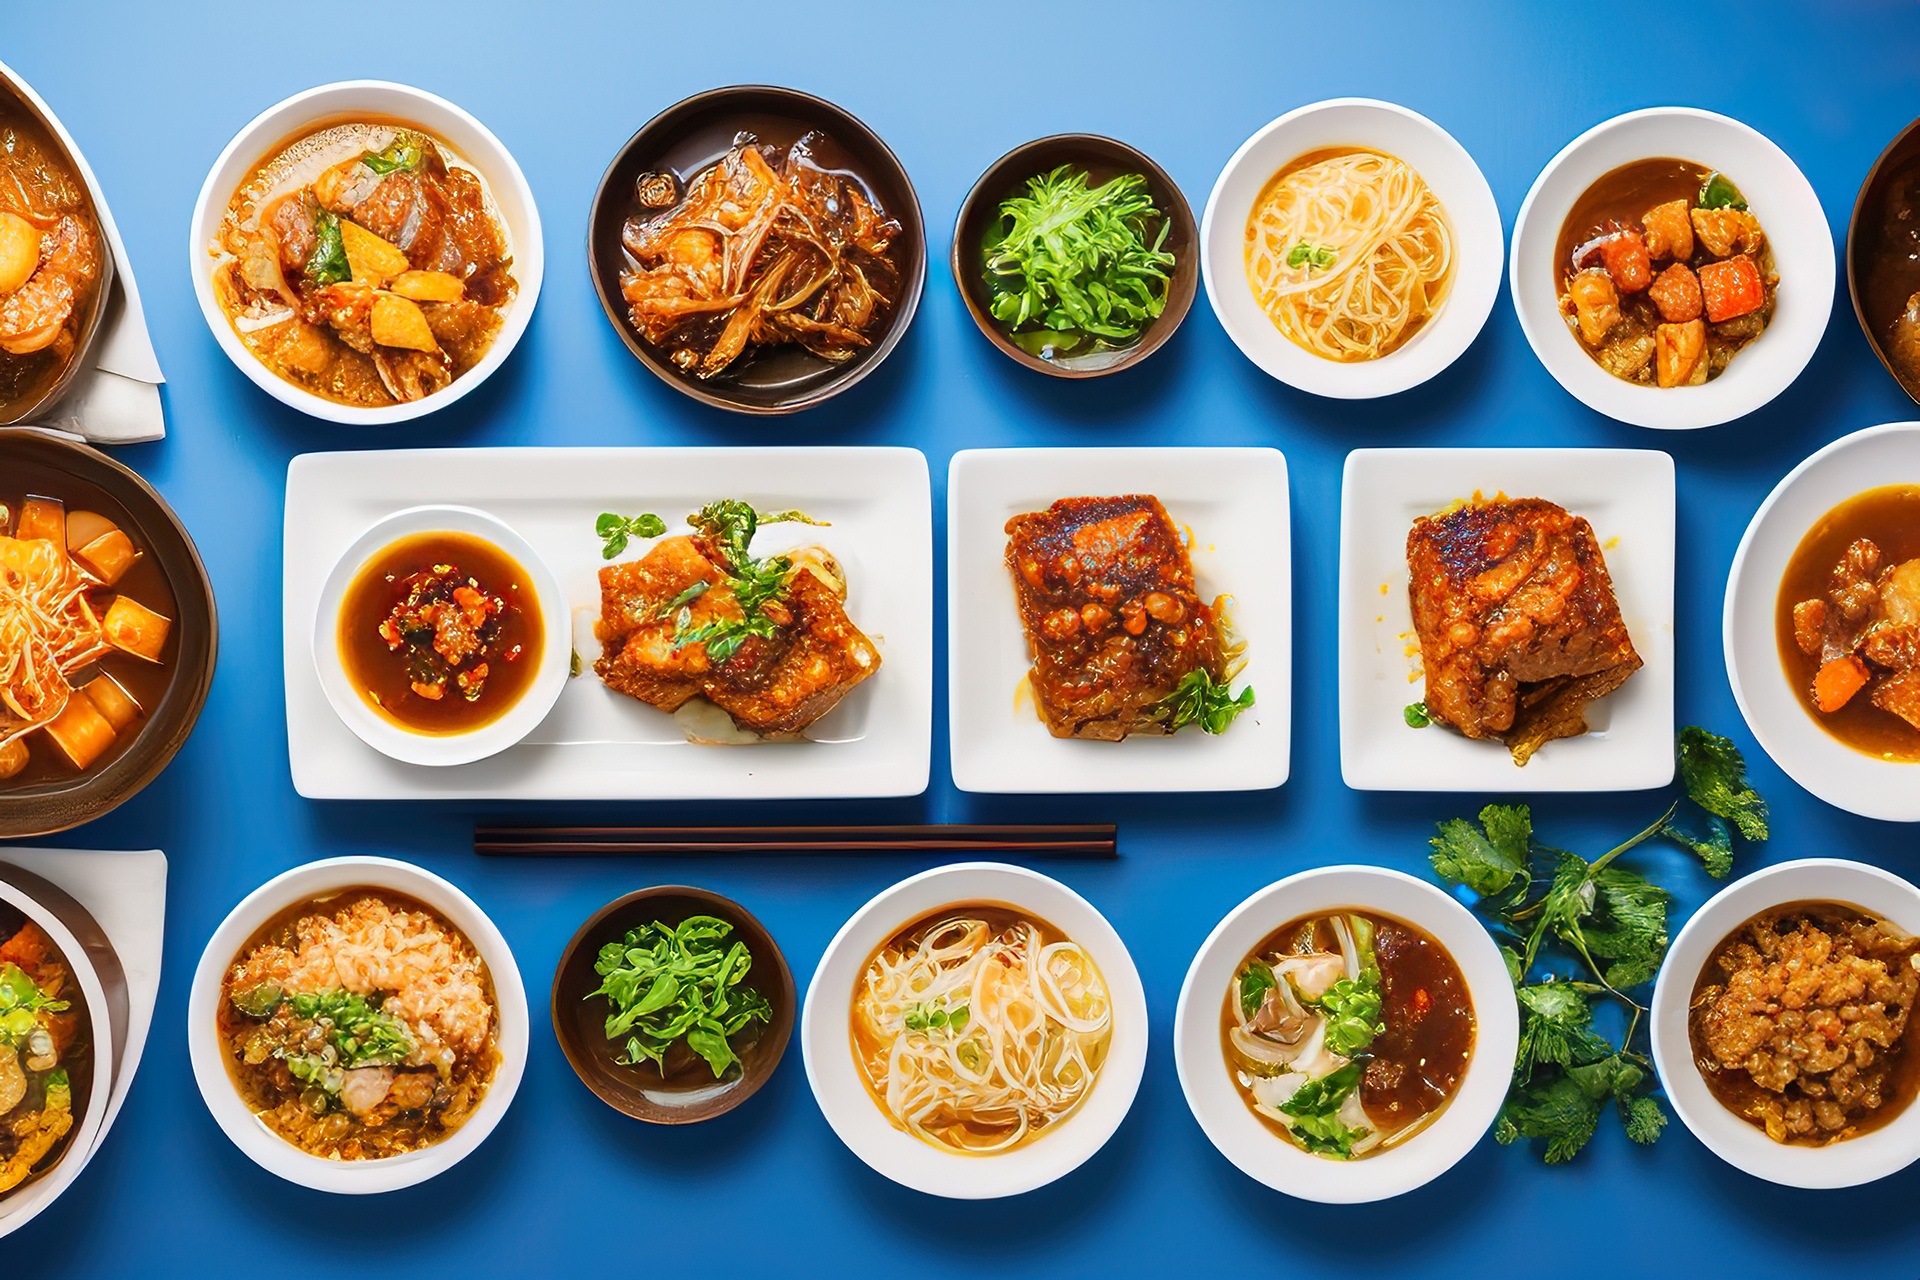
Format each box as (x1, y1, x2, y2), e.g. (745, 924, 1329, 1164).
(1403, 701, 1431, 728)
(589, 915, 773, 1079)
(1427, 726, 1769, 1163)
(1158, 668, 1256, 735)
(981, 165, 1175, 359)
(306, 210, 350, 286)
(1697, 171, 1748, 212)
(228, 984, 415, 1102)
(362, 131, 424, 176)
(0, 962, 68, 1042)
(594, 501, 827, 665)
(1286, 241, 1338, 271)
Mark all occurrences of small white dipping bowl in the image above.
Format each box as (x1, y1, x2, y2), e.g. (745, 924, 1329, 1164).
(1651, 858, 1920, 1188)
(188, 80, 543, 426)
(1511, 107, 1832, 430)
(0, 867, 122, 1239)
(1724, 422, 1920, 821)
(312, 504, 569, 767)
(1174, 866, 1516, 1203)
(187, 857, 529, 1195)
(801, 862, 1147, 1199)
(1201, 98, 1503, 399)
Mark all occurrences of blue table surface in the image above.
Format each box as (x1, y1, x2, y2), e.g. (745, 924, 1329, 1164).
(10, 0, 1920, 1273)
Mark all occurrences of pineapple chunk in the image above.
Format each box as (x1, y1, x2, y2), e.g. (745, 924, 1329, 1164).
(43, 693, 117, 770)
(389, 270, 464, 303)
(102, 596, 172, 663)
(371, 293, 440, 352)
(75, 530, 138, 585)
(84, 673, 143, 732)
(340, 219, 411, 288)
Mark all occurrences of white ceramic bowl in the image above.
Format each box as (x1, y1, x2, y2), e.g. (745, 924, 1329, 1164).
(187, 857, 528, 1194)
(1201, 98, 1503, 399)
(1511, 107, 1832, 430)
(1651, 858, 1920, 1187)
(1175, 866, 1517, 1203)
(311, 504, 569, 767)
(188, 80, 544, 425)
(0, 867, 123, 1238)
(1724, 422, 1920, 820)
(801, 862, 1147, 1198)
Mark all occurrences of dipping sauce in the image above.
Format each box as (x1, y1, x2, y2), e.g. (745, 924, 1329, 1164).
(337, 531, 540, 735)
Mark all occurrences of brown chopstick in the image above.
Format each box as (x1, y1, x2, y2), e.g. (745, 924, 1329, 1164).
(474, 823, 1117, 858)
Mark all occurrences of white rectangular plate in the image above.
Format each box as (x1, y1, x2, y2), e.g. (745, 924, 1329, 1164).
(948, 447, 1290, 794)
(1339, 447, 1675, 792)
(284, 447, 931, 800)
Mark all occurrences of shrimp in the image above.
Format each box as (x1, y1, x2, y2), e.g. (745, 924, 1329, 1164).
(0, 214, 98, 356)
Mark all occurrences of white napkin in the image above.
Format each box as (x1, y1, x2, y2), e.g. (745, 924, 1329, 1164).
(2, 58, 165, 445)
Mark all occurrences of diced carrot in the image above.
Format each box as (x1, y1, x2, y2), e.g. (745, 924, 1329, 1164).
(1599, 232, 1652, 293)
(1813, 655, 1871, 712)
(75, 530, 138, 585)
(42, 693, 117, 770)
(84, 673, 142, 733)
(0, 921, 50, 967)
(1700, 254, 1766, 323)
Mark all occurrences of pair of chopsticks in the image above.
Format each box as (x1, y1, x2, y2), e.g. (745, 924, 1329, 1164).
(474, 823, 1117, 859)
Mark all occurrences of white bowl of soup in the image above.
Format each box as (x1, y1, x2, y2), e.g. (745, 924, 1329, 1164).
(188, 80, 543, 425)
(311, 505, 569, 767)
(1511, 107, 1831, 430)
(1201, 98, 1503, 399)
(800, 862, 1147, 1199)
(187, 856, 528, 1195)
(1174, 866, 1516, 1202)
(1651, 859, 1920, 1188)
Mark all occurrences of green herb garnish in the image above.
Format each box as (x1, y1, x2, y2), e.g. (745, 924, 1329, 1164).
(589, 915, 773, 1080)
(1277, 1061, 1369, 1158)
(1427, 727, 1768, 1163)
(306, 210, 351, 286)
(1318, 973, 1385, 1057)
(596, 511, 668, 560)
(982, 166, 1175, 356)
(1285, 241, 1338, 270)
(362, 131, 424, 176)
(1697, 171, 1748, 212)
(1403, 701, 1431, 728)
(1238, 962, 1276, 1019)
(1158, 668, 1255, 735)
(0, 962, 68, 1044)
(286, 990, 415, 1069)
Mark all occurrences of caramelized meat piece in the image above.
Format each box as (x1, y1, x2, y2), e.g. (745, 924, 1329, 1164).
(1647, 262, 1703, 323)
(1407, 498, 1641, 765)
(1700, 254, 1767, 323)
(1005, 496, 1225, 740)
(593, 535, 879, 736)
(1598, 231, 1652, 293)
(1641, 199, 1694, 261)
(1656, 318, 1707, 387)
(1563, 268, 1621, 345)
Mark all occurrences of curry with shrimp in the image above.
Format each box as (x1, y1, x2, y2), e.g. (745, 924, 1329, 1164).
(0, 101, 104, 420)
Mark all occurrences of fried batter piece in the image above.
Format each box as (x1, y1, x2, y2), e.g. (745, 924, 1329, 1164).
(1006, 496, 1225, 740)
(1407, 497, 1641, 765)
(593, 535, 879, 736)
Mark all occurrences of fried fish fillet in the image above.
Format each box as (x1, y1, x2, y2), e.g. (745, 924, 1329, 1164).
(1407, 497, 1640, 765)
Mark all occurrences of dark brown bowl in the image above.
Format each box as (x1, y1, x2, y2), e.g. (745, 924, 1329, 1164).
(0, 427, 218, 837)
(1847, 114, 1920, 406)
(587, 85, 926, 415)
(552, 885, 795, 1124)
(953, 134, 1197, 379)
(0, 69, 116, 425)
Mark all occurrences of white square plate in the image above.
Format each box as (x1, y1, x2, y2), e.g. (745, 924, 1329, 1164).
(284, 447, 931, 800)
(1339, 448, 1674, 792)
(947, 448, 1290, 794)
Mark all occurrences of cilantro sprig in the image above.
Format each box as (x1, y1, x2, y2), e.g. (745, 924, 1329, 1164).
(596, 511, 668, 560)
(1158, 668, 1256, 735)
(1428, 727, 1768, 1164)
(590, 915, 773, 1079)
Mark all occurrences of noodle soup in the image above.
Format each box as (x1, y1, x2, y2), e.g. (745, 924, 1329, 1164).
(851, 903, 1111, 1155)
(1243, 148, 1454, 362)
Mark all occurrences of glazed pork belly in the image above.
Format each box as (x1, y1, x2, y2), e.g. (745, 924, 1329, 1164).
(1407, 497, 1640, 765)
(593, 534, 879, 736)
(1005, 495, 1224, 740)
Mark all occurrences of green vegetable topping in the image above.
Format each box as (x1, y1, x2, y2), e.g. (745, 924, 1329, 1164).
(43, 1068, 70, 1112)
(1318, 972, 1385, 1056)
(1158, 668, 1256, 735)
(596, 511, 668, 560)
(1697, 171, 1748, 212)
(306, 210, 351, 287)
(1277, 1061, 1369, 1158)
(1238, 961, 1277, 1019)
(589, 915, 773, 1080)
(1285, 241, 1338, 271)
(982, 166, 1175, 357)
(362, 131, 424, 176)
(1426, 726, 1769, 1163)
(1403, 701, 1431, 728)
(667, 502, 826, 666)
(286, 990, 415, 1069)
(904, 1002, 969, 1034)
(0, 962, 68, 1045)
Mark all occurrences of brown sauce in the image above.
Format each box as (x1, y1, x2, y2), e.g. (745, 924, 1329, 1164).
(1774, 484, 1920, 761)
(1222, 909, 1475, 1153)
(1, 462, 178, 792)
(337, 531, 542, 735)
(1688, 901, 1920, 1146)
(1854, 150, 1920, 398)
(1554, 158, 1706, 288)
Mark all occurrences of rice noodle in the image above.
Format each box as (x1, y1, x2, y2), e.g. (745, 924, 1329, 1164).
(853, 914, 1112, 1154)
(0, 534, 112, 743)
(1244, 150, 1453, 362)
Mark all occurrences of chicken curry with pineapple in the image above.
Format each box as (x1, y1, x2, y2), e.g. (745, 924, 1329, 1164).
(210, 120, 516, 408)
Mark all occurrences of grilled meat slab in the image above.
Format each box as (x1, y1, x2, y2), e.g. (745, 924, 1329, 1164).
(1005, 496, 1224, 740)
(1407, 497, 1640, 765)
(594, 534, 879, 736)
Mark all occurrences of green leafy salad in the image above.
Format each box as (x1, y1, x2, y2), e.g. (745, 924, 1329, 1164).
(981, 165, 1176, 360)
(589, 915, 773, 1080)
